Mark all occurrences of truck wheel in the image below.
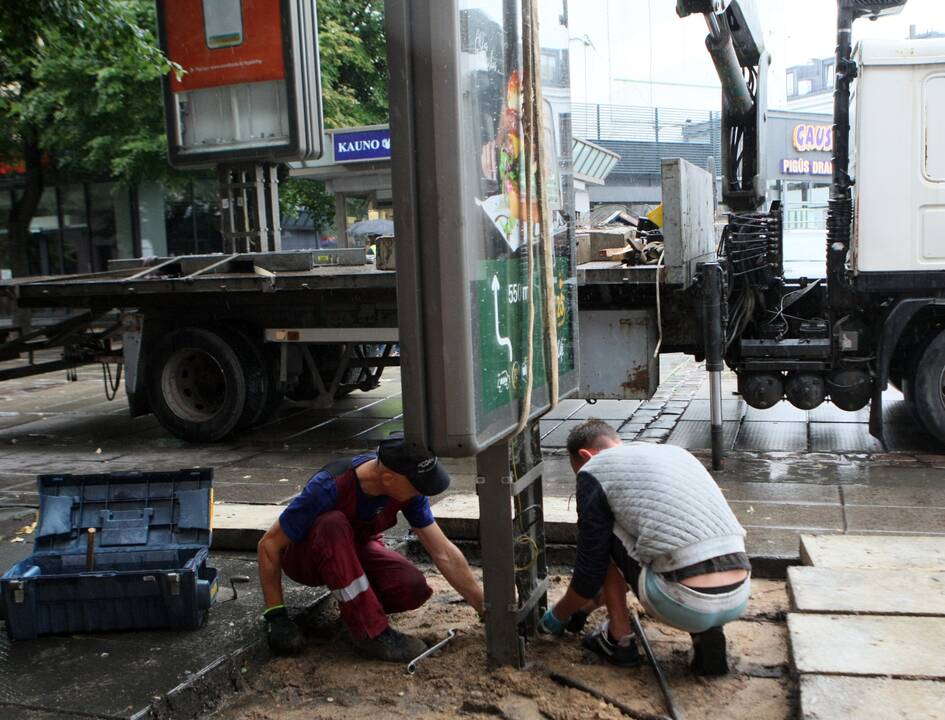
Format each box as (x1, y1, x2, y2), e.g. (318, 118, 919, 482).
(149, 327, 247, 442)
(913, 329, 945, 447)
(217, 326, 277, 430)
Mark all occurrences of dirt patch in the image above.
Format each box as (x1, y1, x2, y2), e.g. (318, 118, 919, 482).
(211, 573, 793, 720)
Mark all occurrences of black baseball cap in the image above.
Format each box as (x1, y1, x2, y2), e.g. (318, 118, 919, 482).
(376, 433, 450, 496)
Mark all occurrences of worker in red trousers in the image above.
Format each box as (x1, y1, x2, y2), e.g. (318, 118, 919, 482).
(257, 435, 483, 661)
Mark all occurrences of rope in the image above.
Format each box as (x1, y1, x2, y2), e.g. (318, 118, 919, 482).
(102, 362, 122, 401)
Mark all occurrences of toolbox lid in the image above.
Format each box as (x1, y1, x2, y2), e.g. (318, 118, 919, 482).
(32, 469, 213, 554)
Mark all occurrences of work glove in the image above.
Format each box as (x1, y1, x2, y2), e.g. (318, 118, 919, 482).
(263, 605, 305, 656)
(537, 607, 569, 637)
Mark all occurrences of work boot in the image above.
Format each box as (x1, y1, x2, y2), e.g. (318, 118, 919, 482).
(351, 626, 428, 662)
(582, 622, 641, 668)
(691, 626, 729, 676)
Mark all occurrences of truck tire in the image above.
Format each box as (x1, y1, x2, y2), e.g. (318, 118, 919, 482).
(912, 328, 945, 447)
(148, 327, 247, 442)
(217, 326, 280, 429)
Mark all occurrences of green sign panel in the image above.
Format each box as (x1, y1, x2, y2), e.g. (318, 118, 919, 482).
(477, 257, 575, 414)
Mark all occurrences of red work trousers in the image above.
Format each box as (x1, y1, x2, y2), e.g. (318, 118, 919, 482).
(281, 510, 433, 639)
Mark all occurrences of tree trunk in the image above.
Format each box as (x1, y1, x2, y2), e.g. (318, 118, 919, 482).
(4, 131, 44, 277)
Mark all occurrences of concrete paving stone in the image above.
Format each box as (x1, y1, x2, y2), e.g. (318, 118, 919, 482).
(800, 533, 945, 570)
(807, 402, 870, 423)
(731, 500, 844, 531)
(212, 466, 315, 485)
(213, 482, 296, 505)
(788, 566, 945, 616)
(717, 481, 841, 504)
(680, 398, 746, 422)
(788, 613, 945, 678)
(212, 503, 282, 549)
(341, 395, 404, 419)
(282, 417, 387, 443)
(744, 401, 809, 422)
(240, 412, 344, 443)
(629, 409, 659, 422)
(639, 428, 671, 441)
(0, 453, 124, 473)
(569, 399, 640, 420)
(540, 419, 563, 439)
(735, 421, 808, 452)
(542, 418, 620, 448)
(235, 451, 336, 471)
(640, 400, 666, 411)
(354, 418, 405, 441)
(799, 675, 945, 720)
(541, 398, 587, 420)
(883, 396, 919, 426)
(619, 431, 640, 441)
(617, 421, 648, 434)
(648, 415, 681, 430)
(0, 489, 39, 507)
(845, 505, 945, 534)
(842, 483, 945, 508)
(809, 423, 884, 454)
(666, 420, 739, 451)
(745, 526, 807, 560)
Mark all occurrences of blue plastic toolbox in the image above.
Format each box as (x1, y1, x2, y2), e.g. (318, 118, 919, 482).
(0, 469, 218, 640)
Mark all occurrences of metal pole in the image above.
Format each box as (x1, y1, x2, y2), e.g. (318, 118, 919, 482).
(702, 262, 725, 471)
(630, 611, 683, 720)
(476, 439, 524, 667)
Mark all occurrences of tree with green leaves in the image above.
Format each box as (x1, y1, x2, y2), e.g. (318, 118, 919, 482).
(0, 0, 175, 276)
(0, 0, 389, 273)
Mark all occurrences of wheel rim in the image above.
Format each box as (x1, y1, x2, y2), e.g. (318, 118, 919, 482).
(160, 348, 227, 423)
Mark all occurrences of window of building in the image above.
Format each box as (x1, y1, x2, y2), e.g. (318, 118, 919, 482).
(824, 62, 835, 88)
(798, 79, 813, 97)
(787, 71, 796, 97)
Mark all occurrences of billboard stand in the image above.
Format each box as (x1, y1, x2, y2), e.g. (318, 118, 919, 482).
(218, 164, 282, 253)
(476, 421, 547, 668)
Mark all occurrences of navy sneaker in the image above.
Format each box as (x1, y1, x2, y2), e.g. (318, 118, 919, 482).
(582, 624, 642, 667)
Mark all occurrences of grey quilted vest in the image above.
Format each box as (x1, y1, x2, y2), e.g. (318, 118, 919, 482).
(581, 443, 746, 572)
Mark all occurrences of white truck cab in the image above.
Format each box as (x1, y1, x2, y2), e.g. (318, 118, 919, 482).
(852, 38, 945, 274)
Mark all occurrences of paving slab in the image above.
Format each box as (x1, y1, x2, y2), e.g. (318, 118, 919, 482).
(679, 398, 746, 422)
(799, 675, 945, 720)
(569, 399, 640, 420)
(842, 483, 945, 508)
(807, 403, 870, 423)
(718, 481, 840, 504)
(809, 423, 884, 453)
(882, 420, 941, 453)
(212, 503, 283, 550)
(666, 420, 739, 450)
(735, 421, 808, 452)
(542, 418, 620, 448)
(432, 494, 578, 544)
(845, 505, 945, 534)
(788, 566, 945, 616)
(800, 533, 945, 570)
(541, 398, 587, 421)
(788, 613, 945, 678)
(731, 501, 843, 531)
(744, 402, 809, 423)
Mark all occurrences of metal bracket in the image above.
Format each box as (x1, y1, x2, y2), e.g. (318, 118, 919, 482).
(11, 580, 24, 604)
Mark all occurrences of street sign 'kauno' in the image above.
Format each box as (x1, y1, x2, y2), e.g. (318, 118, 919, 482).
(157, 0, 324, 167)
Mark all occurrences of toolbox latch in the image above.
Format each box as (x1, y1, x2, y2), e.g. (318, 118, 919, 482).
(168, 573, 180, 596)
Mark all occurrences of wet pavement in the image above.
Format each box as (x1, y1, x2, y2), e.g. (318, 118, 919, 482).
(1, 355, 944, 718)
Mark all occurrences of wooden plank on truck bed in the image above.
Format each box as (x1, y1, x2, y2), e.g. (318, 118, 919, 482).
(799, 534, 945, 570)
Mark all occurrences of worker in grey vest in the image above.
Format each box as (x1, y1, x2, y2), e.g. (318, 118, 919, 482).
(538, 419, 751, 675)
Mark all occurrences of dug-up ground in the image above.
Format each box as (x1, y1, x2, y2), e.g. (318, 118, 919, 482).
(212, 571, 792, 720)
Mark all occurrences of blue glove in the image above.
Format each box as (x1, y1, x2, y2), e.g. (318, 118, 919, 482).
(537, 607, 568, 637)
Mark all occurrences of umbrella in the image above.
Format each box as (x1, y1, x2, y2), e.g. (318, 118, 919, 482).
(348, 219, 394, 238)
